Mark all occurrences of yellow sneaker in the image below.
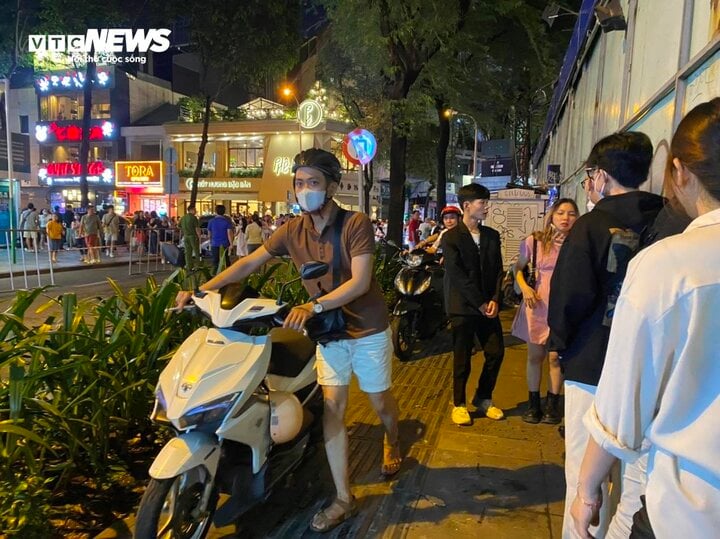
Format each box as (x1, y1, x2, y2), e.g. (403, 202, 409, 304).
(451, 406, 472, 426)
(476, 399, 505, 420)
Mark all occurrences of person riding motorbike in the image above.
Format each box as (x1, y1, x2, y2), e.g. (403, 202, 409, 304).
(415, 206, 462, 255)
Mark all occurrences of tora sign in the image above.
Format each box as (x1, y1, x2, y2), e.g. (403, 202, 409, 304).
(114, 161, 163, 188)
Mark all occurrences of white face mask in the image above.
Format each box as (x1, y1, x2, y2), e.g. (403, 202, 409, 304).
(586, 200, 595, 212)
(296, 189, 327, 213)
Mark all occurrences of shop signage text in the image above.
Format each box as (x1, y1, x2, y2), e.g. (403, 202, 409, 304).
(35, 120, 116, 143)
(38, 161, 113, 186)
(272, 156, 293, 176)
(35, 69, 112, 92)
(115, 161, 163, 188)
(183, 178, 253, 191)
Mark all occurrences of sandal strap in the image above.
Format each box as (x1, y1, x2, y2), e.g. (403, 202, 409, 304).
(332, 496, 356, 512)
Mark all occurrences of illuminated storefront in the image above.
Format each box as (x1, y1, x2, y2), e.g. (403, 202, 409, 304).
(114, 160, 168, 215)
(34, 66, 120, 210)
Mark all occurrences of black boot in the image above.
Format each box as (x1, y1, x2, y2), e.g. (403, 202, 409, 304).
(522, 391, 542, 424)
(542, 392, 562, 424)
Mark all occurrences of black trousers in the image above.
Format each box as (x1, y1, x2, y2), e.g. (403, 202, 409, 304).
(450, 314, 505, 406)
(211, 245, 230, 273)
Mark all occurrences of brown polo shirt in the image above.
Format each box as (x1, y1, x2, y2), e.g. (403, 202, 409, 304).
(265, 200, 389, 339)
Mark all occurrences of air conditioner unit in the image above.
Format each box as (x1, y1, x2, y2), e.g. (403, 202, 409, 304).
(595, 0, 627, 33)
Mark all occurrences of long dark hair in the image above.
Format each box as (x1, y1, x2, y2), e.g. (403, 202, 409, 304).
(668, 97, 720, 201)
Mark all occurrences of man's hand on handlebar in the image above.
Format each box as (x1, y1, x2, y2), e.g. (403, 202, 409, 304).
(283, 303, 314, 332)
(174, 290, 194, 311)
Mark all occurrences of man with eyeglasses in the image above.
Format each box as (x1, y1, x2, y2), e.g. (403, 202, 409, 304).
(548, 132, 664, 538)
(582, 167, 604, 212)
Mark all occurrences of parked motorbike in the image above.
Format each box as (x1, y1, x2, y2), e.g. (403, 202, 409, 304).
(134, 261, 328, 538)
(387, 242, 446, 361)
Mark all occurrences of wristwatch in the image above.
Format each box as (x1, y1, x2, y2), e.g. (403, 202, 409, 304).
(312, 298, 325, 314)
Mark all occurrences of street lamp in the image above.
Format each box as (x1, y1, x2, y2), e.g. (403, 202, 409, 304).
(281, 85, 303, 151)
(445, 109, 479, 177)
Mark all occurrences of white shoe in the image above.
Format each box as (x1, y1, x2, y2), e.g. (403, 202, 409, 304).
(451, 406, 472, 426)
(476, 399, 504, 420)
(109, 253, 115, 258)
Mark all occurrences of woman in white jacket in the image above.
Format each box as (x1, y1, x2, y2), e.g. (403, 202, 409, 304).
(571, 98, 720, 538)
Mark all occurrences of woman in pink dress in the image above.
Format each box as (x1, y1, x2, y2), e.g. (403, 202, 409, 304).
(511, 198, 579, 424)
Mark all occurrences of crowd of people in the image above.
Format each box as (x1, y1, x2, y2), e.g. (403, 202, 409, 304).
(177, 99, 719, 537)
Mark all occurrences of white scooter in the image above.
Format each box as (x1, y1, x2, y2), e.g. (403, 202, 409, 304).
(134, 261, 329, 538)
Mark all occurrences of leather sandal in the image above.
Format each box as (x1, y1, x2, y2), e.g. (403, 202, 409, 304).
(309, 496, 357, 533)
(381, 440, 402, 477)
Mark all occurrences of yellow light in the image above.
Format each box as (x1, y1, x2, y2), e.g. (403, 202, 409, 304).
(443, 109, 454, 118)
(282, 87, 293, 98)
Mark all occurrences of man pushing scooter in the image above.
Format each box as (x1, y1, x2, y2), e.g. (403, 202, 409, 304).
(175, 148, 402, 533)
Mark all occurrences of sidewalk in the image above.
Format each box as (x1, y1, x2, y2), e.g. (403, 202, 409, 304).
(99, 309, 565, 538)
(0, 244, 169, 286)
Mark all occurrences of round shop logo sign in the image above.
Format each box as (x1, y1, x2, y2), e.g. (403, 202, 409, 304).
(297, 99, 323, 129)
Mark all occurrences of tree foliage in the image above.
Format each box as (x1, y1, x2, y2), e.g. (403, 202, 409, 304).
(159, 0, 301, 207)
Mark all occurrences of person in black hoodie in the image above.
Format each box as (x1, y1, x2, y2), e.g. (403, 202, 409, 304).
(548, 131, 663, 538)
(441, 183, 505, 426)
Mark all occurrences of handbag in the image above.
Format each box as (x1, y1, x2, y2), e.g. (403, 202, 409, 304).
(304, 209, 350, 345)
(503, 236, 537, 306)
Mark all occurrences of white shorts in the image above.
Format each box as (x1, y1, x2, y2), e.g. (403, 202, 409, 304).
(315, 326, 392, 393)
(105, 232, 118, 242)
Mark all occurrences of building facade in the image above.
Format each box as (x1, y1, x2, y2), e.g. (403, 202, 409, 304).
(533, 0, 720, 208)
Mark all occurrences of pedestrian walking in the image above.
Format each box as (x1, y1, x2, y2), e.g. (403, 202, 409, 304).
(207, 205, 234, 273)
(101, 205, 120, 257)
(80, 207, 102, 264)
(511, 198, 579, 424)
(175, 149, 401, 533)
(441, 183, 505, 426)
(548, 131, 664, 538)
(46, 212, 64, 263)
(179, 206, 201, 271)
(19, 202, 39, 251)
(570, 97, 720, 539)
(245, 216, 263, 254)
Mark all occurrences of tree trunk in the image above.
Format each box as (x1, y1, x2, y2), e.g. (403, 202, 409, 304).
(435, 100, 450, 212)
(363, 163, 373, 215)
(387, 111, 407, 245)
(190, 95, 212, 208)
(78, 58, 96, 209)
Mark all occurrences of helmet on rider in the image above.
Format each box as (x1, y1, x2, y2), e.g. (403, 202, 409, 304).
(440, 206, 462, 218)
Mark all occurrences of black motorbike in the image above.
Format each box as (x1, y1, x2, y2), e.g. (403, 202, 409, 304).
(389, 245, 446, 361)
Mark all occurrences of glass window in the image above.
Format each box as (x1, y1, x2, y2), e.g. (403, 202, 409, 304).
(39, 90, 111, 121)
(19, 115, 29, 134)
(229, 142, 263, 170)
(39, 144, 112, 164)
(182, 142, 217, 174)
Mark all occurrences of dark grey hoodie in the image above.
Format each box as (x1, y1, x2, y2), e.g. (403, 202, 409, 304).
(548, 190, 664, 386)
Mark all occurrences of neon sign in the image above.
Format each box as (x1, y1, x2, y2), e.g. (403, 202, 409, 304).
(38, 161, 114, 186)
(272, 156, 292, 175)
(115, 161, 163, 188)
(35, 120, 116, 143)
(35, 68, 113, 92)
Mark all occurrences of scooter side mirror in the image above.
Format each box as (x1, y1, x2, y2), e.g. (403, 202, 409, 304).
(300, 261, 329, 280)
(386, 240, 399, 250)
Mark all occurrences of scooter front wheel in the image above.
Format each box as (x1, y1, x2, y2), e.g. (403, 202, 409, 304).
(392, 314, 418, 361)
(135, 466, 218, 539)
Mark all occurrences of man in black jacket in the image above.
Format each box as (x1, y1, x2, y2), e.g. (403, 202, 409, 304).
(548, 131, 663, 538)
(441, 183, 505, 426)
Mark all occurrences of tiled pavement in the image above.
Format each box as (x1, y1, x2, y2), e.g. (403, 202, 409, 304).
(99, 309, 566, 538)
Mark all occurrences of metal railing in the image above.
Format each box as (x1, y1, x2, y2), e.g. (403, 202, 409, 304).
(127, 227, 184, 275)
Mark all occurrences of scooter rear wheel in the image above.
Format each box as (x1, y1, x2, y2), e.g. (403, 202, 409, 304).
(135, 466, 218, 539)
(392, 314, 417, 361)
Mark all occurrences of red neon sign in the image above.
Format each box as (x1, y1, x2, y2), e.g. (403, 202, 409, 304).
(46, 161, 106, 176)
(48, 122, 111, 142)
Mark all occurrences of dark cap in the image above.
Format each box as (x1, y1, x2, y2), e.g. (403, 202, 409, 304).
(292, 148, 342, 183)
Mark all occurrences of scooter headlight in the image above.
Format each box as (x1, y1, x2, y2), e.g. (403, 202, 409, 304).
(178, 393, 239, 429)
(394, 272, 408, 295)
(406, 254, 423, 268)
(151, 387, 169, 423)
(415, 275, 432, 295)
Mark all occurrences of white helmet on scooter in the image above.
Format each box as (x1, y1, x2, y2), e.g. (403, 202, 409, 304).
(268, 391, 304, 444)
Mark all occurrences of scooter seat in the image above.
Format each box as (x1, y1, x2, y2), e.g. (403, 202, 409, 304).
(267, 328, 316, 377)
